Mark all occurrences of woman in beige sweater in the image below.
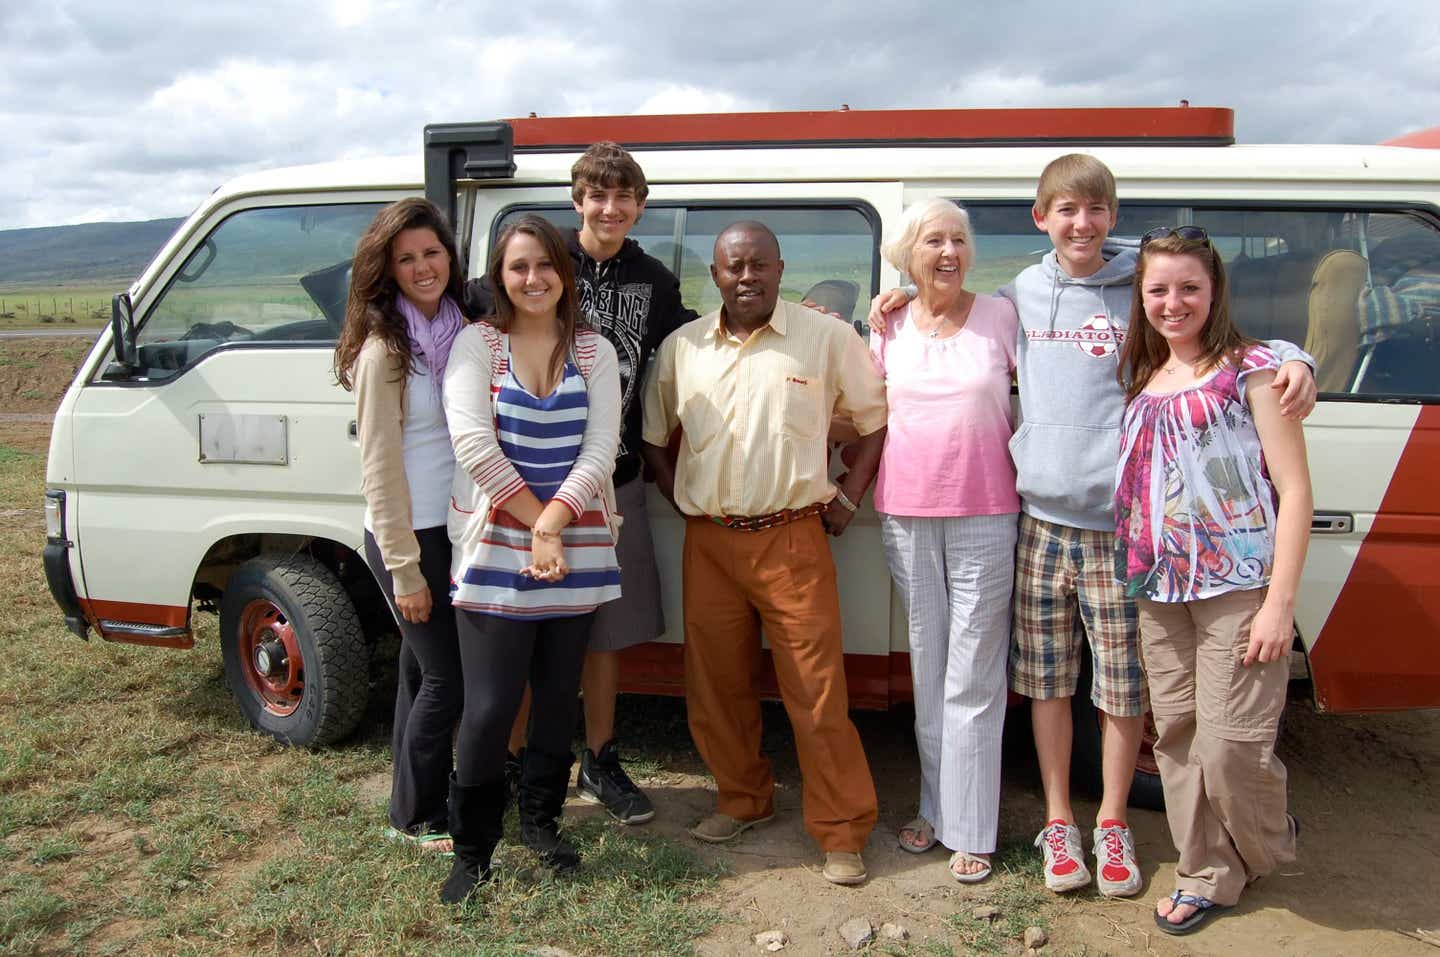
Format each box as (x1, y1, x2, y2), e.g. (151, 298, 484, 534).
(334, 198, 468, 854)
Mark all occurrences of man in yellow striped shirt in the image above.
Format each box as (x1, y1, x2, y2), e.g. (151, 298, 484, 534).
(642, 221, 887, 885)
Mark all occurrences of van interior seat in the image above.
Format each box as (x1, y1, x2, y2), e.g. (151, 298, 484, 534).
(1228, 248, 1367, 391)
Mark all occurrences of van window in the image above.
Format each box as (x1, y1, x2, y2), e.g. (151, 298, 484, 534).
(495, 204, 877, 332)
(966, 202, 1440, 400)
(123, 203, 384, 381)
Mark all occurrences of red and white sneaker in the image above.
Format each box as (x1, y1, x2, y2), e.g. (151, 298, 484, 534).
(1034, 820, 1091, 893)
(1093, 820, 1143, 897)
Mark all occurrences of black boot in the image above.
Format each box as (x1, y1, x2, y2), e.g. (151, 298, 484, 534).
(518, 748, 580, 872)
(439, 774, 507, 905)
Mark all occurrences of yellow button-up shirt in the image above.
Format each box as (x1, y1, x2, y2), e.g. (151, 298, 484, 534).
(642, 298, 887, 518)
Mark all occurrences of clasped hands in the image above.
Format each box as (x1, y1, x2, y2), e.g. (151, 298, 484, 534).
(521, 527, 569, 582)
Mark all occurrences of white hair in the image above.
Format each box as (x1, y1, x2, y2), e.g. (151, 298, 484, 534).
(880, 198, 976, 278)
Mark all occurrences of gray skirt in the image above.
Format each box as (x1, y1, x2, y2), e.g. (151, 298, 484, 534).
(588, 477, 666, 651)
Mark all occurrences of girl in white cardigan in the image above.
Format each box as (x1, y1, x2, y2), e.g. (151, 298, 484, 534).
(437, 214, 622, 904)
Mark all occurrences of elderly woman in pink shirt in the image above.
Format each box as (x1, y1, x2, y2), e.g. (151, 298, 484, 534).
(872, 198, 1019, 883)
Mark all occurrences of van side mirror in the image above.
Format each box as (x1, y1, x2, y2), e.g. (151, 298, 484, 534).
(104, 292, 139, 380)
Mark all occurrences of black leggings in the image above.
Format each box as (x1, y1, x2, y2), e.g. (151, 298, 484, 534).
(454, 609, 594, 786)
(365, 526, 464, 831)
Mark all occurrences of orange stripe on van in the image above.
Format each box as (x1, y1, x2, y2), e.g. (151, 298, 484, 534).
(77, 598, 194, 649)
(1309, 405, 1440, 712)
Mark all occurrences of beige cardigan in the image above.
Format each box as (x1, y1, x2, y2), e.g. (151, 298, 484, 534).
(353, 336, 429, 596)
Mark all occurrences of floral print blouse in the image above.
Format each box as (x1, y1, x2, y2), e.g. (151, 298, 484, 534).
(1114, 345, 1281, 602)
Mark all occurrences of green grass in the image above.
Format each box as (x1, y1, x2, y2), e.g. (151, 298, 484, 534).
(0, 283, 115, 330)
(0, 441, 725, 956)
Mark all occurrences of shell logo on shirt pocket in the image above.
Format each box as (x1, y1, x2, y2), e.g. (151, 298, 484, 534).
(779, 373, 822, 439)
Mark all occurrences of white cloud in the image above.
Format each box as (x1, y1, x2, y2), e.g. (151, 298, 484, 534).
(0, 0, 1437, 230)
(634, 85, 767, 115)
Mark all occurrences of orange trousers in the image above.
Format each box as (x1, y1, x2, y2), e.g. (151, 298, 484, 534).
(682, 515, 877, 852)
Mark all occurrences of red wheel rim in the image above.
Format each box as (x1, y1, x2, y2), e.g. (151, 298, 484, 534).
(237, 598, 304, 717)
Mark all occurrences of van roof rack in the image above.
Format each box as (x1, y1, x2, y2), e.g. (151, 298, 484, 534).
(423, 107, 1235, 256)
(503, 106, 1235, 152)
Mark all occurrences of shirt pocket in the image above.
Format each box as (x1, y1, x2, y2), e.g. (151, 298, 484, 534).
(778, 373, 823, 440)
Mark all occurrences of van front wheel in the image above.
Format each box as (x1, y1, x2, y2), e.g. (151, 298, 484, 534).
(219, 554, 368, 747)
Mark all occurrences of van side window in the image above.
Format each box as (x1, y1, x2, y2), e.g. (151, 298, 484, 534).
(967, 202, 1440, 400)
(494, 204, 877, 332)
(122, 203, 384, 382)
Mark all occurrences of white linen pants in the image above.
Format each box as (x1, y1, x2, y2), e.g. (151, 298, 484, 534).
(880, 512, 1016, 854)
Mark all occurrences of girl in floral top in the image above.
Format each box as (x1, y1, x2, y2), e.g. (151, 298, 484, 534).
(1114, 229, 1311, 936)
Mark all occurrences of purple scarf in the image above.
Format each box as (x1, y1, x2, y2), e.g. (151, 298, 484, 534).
(397, 293, 464, 400)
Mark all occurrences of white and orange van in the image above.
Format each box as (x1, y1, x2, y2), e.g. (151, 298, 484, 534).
(41, 106, 1440, 808)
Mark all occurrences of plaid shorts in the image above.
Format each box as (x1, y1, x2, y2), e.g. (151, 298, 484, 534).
(1008, 513, 1146, 717)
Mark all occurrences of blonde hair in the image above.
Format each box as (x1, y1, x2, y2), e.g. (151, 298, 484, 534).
(1034, 154, 1117, 218)
(881, 198, 974, 279)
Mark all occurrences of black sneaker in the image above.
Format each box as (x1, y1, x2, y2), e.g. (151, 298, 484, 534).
(576, 739, 654, 825)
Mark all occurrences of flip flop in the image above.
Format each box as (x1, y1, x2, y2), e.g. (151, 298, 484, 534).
(897, 817, 937, 854)
(1154, 891, 1231, 935)
(948, 850, 992, 884)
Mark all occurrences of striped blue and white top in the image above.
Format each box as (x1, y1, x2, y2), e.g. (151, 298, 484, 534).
(450, 356, 622, 620)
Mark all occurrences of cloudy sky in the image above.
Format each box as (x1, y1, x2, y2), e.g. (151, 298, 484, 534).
(3, 0, 1437, 230)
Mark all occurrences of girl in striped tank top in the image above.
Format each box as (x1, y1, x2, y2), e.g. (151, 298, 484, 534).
(437, 215, 623, 904)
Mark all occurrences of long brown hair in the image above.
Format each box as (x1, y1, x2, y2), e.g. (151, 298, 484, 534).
(487, 215, 583, 386)
(1118, 232, 1255, 402)
(333, 197, 464, 390)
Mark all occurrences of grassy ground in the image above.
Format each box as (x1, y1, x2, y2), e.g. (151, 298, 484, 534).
(0, 284, 117, 330)
(0, 417, 1063, 955)
(0, 429, 726, 956)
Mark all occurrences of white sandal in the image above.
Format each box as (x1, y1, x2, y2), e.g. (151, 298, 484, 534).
(949, 850, 992, 884)
(897, 816, 937, 854)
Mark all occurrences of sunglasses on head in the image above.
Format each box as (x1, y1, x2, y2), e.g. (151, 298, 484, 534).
(1140, 225, 1211, 247)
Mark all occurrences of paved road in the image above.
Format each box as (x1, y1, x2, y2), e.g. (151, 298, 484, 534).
(0, 328, 101, 339)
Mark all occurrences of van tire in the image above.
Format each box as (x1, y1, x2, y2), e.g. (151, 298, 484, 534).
(219, 553, 368, 747)
(1070, 650, 1166, 813)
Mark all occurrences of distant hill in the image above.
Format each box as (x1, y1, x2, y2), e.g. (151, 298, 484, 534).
(0, 219, 185, 286)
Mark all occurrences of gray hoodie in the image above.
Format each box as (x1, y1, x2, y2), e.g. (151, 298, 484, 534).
(999, 244, 1311, 532)
(999, 245, 1139, 531)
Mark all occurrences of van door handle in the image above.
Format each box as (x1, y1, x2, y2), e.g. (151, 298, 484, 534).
(348, 420, 358, 439)
(1312, 512, 1353, 534)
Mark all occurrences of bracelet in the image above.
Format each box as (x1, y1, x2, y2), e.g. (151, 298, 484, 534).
(832, 487, 859, 513)
(531, 526, 561, 541)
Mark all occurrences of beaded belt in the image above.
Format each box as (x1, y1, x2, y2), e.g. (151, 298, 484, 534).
(707, 502, 826, 532)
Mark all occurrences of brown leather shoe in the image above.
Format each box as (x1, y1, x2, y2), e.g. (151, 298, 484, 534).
(822, 851, 867, 885)
(687, 811, 774, 844)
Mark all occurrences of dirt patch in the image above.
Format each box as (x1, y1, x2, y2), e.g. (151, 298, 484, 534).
(585, 698, 1440, 956)
(0, 335, 94, 414)
(0, 419, 50, 453)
